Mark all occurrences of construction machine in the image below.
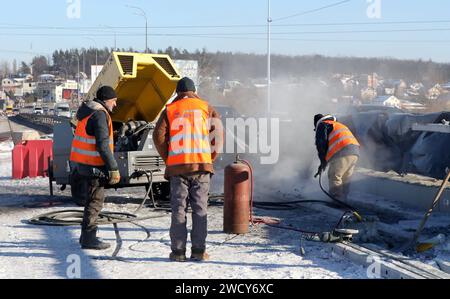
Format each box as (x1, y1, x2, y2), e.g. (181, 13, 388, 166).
(49, 52, 181, 202)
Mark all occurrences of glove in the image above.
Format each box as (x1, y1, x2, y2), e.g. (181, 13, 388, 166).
(108, 170, 121, 185)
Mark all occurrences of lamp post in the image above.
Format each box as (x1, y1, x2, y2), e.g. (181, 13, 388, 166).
(101, 25, 117, 50)
(73, 54, 80, 105)
(84, 37, 98, 66)
(126, 5, 148, 53)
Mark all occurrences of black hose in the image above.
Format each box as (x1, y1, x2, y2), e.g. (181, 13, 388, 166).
(318, 172, 363, 222)
(28, 210, 167, 226)
(133, 170, 155, 213)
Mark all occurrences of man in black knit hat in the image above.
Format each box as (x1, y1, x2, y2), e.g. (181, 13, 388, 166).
(70, 86, 121, 250)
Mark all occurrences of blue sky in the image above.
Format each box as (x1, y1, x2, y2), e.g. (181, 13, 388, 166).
(1, 0, 450, 64)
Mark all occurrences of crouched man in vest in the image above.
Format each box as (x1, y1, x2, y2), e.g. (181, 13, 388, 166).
(70, 86, 121, 250)
(314, 114, 360, 201)
(153, 77, 223, 262)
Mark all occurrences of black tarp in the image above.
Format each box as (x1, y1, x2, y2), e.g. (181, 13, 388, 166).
(339, 111, 450, 179)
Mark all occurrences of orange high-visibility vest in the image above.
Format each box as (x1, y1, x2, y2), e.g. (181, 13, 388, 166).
(324, 120, 360, 162)
(70, 107, 114, 167)
(166, 98, 212, 167)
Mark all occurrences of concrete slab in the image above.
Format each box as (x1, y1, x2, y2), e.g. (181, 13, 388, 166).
(331, 242, 450, 279)
(436, 259, 450, 274)
(352, 168, 450, 213)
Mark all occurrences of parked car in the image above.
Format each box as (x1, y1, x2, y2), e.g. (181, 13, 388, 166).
(34, 107, 44, 115)
(54, 103, 71, 118)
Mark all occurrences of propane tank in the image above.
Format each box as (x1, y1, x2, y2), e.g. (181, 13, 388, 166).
(224, 156, 251, 234)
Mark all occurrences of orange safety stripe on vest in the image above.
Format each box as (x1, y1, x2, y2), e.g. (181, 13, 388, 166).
(166, 98, 212, 167)
(324, 120, 360, 162)
(70, 107, 114, 167)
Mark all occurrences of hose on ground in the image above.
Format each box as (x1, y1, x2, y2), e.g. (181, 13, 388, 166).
(317, 172, 363, 222)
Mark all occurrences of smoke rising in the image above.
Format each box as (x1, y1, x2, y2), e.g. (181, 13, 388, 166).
(207, 76, 345, 200)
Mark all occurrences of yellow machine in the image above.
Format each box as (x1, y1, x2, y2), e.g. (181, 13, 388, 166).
(86, 52, 181, 123)
(51, 52, 182, 201)
(5, 101, 14, 116)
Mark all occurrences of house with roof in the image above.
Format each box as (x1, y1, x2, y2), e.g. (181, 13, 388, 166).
(371, 95, 401, 109)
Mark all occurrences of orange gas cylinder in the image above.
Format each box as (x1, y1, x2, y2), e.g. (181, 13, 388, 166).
(224, 159, 251, 234)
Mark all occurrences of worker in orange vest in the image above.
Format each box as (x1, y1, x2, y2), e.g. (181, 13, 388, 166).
(314, 114, 360, 200)
(70, 86, 121, 250)
(153, 77, 223, 262)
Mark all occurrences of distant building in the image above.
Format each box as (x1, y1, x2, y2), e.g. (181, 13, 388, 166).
(399, 100, 427, 112)
(427, 84, 443, 101)
(36, 82, 59, 103)
(55, 80, 79, 103)
(441, 82, 450, 91)
(38, 74, 56, 82)
(91, 65, 103, 84)
(371, 95, 401, 108)
(174, 60, 199, 90)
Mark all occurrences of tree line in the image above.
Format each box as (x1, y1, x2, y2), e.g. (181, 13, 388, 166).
(1, 47, 449, 85)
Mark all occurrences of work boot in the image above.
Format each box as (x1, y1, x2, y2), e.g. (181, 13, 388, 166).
(80, 229, 110, 250)
(169, 250, 187, 262)
(190, 249, 210, 262)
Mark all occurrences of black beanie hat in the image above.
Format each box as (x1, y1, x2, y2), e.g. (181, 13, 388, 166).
(176, 77, 196, 93)
(314, 114, 324, 128)
(96, 86, 117, 102)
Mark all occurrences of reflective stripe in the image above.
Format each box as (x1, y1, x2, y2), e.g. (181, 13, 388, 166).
(73, 135, 96, 144)
(182, 109, 202, 114)
(169, 147, 211, 156)
(166, 98, 212, 166)
(327, 136, 358, 156)
(328, 128, 348, 142)
(71, 147, 101, 157)
(73, 135, 114, 145)
(170, 134, 209, 143)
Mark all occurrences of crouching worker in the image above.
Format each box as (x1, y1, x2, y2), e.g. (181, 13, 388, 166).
(70, 86, 121, 250)
(314, 114, 360, 201)
(153, 77, 223, 262)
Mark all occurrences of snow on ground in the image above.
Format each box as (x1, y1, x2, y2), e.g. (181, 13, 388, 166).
(0, 141, 369, 279)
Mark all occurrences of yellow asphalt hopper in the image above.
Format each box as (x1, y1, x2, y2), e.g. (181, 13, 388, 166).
(87, 52, 181, 123)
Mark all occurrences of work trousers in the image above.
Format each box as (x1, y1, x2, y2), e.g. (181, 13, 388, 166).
(169, 172, 211, 253)
(327, 155, 359, 200)
(71, 170, 106, 233)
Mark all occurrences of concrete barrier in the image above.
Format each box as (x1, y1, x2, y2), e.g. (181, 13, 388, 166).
(352, 168, 450, 213)
(11, 130, 41, 145)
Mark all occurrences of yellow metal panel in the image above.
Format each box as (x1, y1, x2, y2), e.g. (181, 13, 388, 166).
(87, 52, 181, 123)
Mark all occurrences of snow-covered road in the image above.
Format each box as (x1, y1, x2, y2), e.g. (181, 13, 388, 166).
(0, 140, 370, 279)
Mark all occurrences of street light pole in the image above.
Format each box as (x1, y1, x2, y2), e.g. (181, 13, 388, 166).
(73, 54, 80, 105)
(85, 37, 98, 66)
(101, 25, 117, 50)
(126, 5, 148, 53)
(145, 17, 148, 53)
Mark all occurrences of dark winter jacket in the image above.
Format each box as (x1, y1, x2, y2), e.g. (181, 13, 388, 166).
(72, 99, 118, 176)
(315, 115, 360, 168)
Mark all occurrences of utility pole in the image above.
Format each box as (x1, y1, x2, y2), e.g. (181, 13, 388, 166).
(267, 0, 272, 116)
(85, 37, 98, 66)
(84, 37, 98, 84)
(102, 25, 117, 50)
(127, 5, 149, 53)
(73, 54, 80, 105)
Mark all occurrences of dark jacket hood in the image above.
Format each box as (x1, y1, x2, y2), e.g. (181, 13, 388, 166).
(315, 114, 336, 131)
(76, 99, 109, 121)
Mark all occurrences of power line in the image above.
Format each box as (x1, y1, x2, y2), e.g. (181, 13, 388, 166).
(0, 28, 449, 37)
(273, 0, 352, 22)
(2, 19, 450, 30)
